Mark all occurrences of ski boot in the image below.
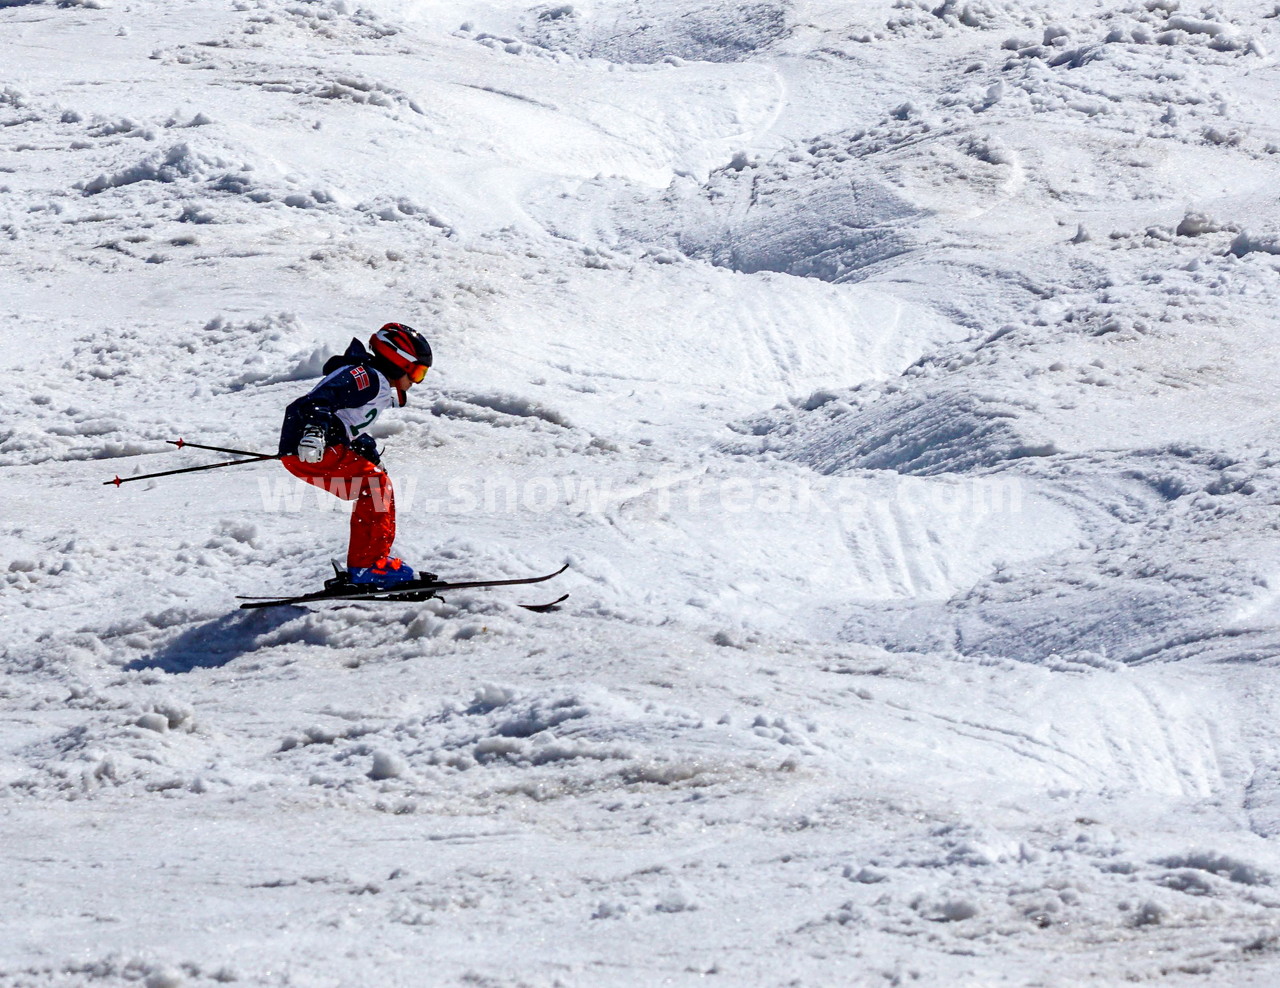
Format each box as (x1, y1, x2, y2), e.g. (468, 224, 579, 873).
(348, 556, 422, 589)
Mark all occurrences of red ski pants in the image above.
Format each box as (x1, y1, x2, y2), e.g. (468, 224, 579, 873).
(281, 447, 395, 569)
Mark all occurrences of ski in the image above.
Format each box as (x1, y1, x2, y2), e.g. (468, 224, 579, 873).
(237, 563, 569, 610)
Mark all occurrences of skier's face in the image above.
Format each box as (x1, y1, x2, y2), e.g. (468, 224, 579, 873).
(392, 373, 415, 406)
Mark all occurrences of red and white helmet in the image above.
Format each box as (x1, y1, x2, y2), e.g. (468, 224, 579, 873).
(370, 323, 432, 382)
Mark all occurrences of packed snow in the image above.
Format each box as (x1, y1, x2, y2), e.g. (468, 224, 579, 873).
(5, 0, 1280, 984)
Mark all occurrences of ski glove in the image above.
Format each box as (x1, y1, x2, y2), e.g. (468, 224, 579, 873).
(297, 425, 327, 464)
(352, 434, 381, 466)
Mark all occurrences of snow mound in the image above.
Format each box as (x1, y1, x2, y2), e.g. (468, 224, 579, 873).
(577, 126, 938, 282)
(77, 141, 251, 197)
(275, 684, 821, 804)
(519, 0, 795, 64)
(739, 386, 1057, 476)
(677, 158, 924, 280)
(251, 73, 423, 115)
(1153, 850, 1270, 887)
(845, 448, 1280, 664)
(8, 697, 204, 800)
(430, 390, 573, 429)
(1229, 230, 1280, 258)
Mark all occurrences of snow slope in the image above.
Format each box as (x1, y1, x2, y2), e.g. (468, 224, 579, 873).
(5, 0, 1280, 984)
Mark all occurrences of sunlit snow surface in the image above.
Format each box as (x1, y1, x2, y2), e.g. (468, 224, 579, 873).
(5, 0, 1280, 984)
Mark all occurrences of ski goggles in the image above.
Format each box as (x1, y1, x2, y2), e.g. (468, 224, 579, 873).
(407, 363, 429, 384)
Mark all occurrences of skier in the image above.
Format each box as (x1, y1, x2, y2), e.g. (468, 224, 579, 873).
(278, 323, 433, 588)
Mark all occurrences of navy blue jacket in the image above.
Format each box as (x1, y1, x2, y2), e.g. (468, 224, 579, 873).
(278, 339, 389, 464)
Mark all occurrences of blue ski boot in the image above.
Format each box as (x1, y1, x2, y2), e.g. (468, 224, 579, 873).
(349, 556, 418, 589)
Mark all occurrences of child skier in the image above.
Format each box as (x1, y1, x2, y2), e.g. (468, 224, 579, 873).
(278, 323, 433, 588)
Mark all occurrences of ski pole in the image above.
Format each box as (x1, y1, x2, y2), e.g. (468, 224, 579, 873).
(168, 437, 276, 458)
(104, 454, 278, 487)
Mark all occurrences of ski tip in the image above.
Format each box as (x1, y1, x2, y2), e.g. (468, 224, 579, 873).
(238, 598, 298, 610)
(520, 593, 569, 613)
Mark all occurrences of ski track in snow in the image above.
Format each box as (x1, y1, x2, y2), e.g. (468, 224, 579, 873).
(6, 0, 1280, 984)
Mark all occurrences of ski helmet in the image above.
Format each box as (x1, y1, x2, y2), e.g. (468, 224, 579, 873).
(370, 323, 432, 383)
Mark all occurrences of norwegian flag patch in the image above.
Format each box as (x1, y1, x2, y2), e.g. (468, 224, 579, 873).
(350, 366, 370, 390)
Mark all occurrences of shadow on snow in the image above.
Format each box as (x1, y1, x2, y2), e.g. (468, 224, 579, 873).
(126, 608, 302, 674)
